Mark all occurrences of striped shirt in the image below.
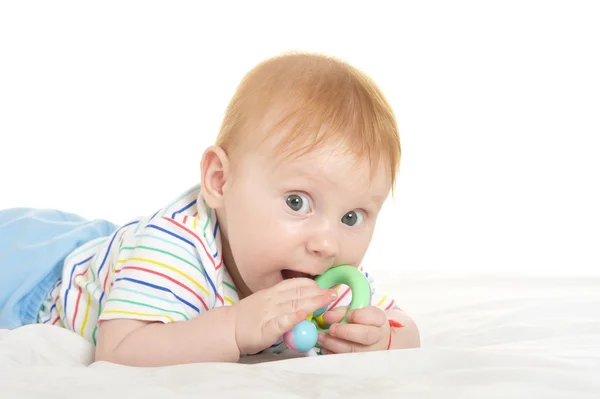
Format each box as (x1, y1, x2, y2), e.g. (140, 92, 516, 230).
(37, 184, 399, 354)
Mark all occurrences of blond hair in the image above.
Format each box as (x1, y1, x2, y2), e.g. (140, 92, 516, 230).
(215, 52, 401, 193)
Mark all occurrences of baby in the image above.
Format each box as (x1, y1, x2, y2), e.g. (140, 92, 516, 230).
(0, 52, 420, 366)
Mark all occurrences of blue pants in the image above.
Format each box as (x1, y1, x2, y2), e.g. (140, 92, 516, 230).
(0, 208, 117, 329)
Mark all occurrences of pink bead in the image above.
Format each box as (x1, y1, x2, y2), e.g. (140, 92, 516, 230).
(283, 330, 297, 352)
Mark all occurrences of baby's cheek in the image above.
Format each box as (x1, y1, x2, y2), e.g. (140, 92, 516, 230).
(262, 230, 300, 267)
(342, 237, 371, 265)
(241, 227, 282, 262)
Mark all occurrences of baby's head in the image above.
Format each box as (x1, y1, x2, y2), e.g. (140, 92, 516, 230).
(200, 52, 400, 298)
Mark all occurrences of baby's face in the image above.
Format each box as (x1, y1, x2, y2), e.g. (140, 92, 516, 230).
(219, 137, 391, 298)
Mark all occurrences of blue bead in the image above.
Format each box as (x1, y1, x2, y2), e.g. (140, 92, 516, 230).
(292, 320, 318, 352)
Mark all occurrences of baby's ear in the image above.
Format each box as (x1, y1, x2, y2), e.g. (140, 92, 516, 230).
(200, 145, 229, 209)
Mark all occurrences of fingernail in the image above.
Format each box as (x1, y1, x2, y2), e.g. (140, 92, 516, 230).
(329, 324, 337, 335)
(329, 289, 338, 299)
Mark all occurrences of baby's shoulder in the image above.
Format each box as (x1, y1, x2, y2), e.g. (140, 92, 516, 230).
(128, 184, 205, 232)
(123, 184, 220, 263)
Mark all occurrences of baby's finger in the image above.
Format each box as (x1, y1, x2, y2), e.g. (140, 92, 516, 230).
(279, 290, 337, 315)
(263, 309, 308, 338)
(276, 285, 336, 305)
(274, 277, 319, 292)
(322, 306, 348, 324)
(330, 322, 384, 346)
(318, 332, 368, 354)
(347, 306, 387, 327)
(319, 347, 335, 355)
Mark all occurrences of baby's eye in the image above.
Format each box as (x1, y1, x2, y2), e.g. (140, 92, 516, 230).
(341, 210, 364, 227)
(285, 194, 311, 213)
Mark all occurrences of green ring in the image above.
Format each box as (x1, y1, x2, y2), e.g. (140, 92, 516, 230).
(312, 265, 371, 346)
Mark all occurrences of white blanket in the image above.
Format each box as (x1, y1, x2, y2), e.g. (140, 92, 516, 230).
(2, 272, 599, 398)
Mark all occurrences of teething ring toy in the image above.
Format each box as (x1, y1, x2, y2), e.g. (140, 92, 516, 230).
(283, 265, 372, 353)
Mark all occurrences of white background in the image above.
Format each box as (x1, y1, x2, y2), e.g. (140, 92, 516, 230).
(1, 1, 598, 277)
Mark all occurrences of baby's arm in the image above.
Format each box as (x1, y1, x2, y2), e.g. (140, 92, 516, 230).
(95, 274, 336, 366)
(95, 306, 239, 366)
(93, 216, 240, 366)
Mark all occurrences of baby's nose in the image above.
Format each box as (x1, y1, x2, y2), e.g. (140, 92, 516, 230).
(306, 233, 338, 259)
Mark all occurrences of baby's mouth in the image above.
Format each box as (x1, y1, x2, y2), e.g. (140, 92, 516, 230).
(281, 269, 315, 280)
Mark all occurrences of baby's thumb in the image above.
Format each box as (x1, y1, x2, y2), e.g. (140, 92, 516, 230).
(322, 306, 348, 324)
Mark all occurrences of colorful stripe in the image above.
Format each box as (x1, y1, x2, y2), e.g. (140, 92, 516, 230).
(80, 293, 92, 336)
(97, 220, 140, 305)
(133, 234, 199, 263)
(162, 186, 200, 215)
(102, 310, 175, 323)
(105, 298, 189, 321)
(111, 286, 182, 305)
(119, 257, 210, 297)
(63, 254, 95, 324)
(114, 276, 203, 313)
(70, 266, 90, 330)
(159, 217, 223, 303)
(224, 296, 235, 305)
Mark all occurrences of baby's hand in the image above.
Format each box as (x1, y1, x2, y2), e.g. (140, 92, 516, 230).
(317, 305, 390, 354)
(231, 278, 337, 356)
